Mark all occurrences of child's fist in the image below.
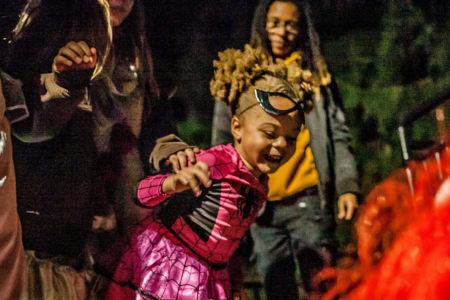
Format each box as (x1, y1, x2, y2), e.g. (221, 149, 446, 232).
(163, 161, 212, 196)
(53, 41, 97, 72)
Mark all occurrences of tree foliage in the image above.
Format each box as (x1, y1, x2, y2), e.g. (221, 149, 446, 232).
(325, 2, 450, 196)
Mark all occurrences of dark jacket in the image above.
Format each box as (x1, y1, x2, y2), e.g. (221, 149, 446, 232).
(211, 79, 359, 211)
(213, 0, 359, 210)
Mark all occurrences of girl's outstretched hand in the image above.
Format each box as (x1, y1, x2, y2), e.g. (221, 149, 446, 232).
(53, 41, 97, 72)
(162, 161, 212, 197)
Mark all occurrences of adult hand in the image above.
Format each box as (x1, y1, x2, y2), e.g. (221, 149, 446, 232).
(233, 290, 248, 300)
(168, 147, 200, 173)
(337, 193, 358, 220)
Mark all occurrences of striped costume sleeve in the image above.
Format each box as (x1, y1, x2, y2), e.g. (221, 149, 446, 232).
(137, 173, 172, 207)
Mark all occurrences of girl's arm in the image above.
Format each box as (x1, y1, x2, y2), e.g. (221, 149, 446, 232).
(137, 161, 212, 207)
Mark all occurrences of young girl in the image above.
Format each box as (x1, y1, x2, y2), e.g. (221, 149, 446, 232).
(160, 2, 359, 297)
(96, 45, 313, 300)
(3, 0, 112, 298)
(6, 0, 111, 259)
(89, 0, 178, 235)
(212, 2, 359, 298)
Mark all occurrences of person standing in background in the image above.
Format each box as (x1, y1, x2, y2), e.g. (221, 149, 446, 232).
(210, 1, 360, 299)
(6, 0, 111, 264)
(4, 1, 112, 298)
(4, 0, 179, 298)
(89, 0, 173, 233)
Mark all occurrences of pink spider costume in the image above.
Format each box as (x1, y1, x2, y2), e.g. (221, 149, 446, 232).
(107, 144, 268, 300)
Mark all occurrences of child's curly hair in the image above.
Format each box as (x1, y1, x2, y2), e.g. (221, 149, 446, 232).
(210, 44, 315, 115)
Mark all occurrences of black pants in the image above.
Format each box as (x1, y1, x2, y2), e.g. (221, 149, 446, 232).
(250, 187, 335, 300)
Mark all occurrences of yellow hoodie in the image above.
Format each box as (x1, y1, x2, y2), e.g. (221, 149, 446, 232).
(267, 52, 319, 201)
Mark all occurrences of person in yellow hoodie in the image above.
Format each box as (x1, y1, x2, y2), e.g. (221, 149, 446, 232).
(211, 1, 359, 299)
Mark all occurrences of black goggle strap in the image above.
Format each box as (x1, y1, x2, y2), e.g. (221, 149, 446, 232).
(254, 89, 305, 124)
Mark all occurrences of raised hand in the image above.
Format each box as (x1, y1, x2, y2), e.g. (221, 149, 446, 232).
(53, 41, 97, 72)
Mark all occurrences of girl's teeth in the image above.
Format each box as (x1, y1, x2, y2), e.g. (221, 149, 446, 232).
(268, 155, 281, 161)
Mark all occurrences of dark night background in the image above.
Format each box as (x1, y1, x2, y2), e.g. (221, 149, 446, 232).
(2, 1, 450, 298)
(144, 0, 450, 202)
(2, 0, 450, 250)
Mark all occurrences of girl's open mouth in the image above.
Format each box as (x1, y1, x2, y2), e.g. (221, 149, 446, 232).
(264, 154, 282, 162)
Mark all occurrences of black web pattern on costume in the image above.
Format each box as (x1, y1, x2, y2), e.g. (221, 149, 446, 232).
(149, 150, 264, 265)
(98, 219, 230, 300)
(99, 147, 265, 299)
(132, 225, 210, 300)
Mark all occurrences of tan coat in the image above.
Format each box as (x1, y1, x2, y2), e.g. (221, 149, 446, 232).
(0, 77, 25, 299)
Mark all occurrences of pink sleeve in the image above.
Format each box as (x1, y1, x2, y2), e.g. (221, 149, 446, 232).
(137, 173, 172, 207)
(194, 148, 236, 180)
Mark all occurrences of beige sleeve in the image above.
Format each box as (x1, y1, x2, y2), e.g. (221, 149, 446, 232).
(12, 73, 88, 143)
(149, 134, 197, 171)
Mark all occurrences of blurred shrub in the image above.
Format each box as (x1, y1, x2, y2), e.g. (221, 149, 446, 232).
(325, 2, 450, 196)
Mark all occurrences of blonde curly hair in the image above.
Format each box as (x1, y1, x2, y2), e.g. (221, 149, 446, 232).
(210, 44, 315, 115)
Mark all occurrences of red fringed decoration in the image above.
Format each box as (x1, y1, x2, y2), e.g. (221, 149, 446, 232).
(318, 148, 450, 300)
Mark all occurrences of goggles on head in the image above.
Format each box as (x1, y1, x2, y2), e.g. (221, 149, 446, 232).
(254, 89, 305, 124)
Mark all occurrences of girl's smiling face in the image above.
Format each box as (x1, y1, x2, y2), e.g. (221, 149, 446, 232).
(232, 91, 301, 178)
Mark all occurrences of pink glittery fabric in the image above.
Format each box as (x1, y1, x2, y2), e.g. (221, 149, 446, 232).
(111, 144, 267, 299)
